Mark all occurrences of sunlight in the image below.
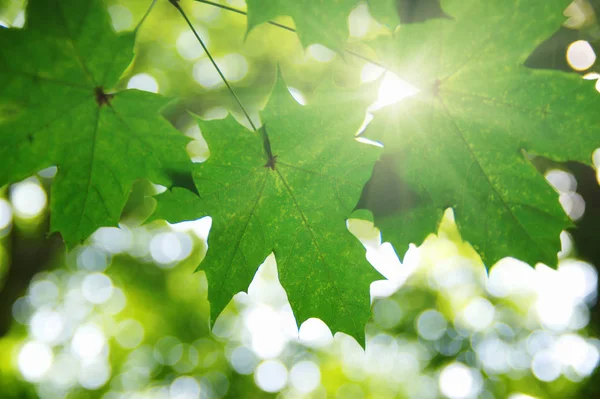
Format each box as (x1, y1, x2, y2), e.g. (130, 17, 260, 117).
(370, 72, 420, 111)
(288, 87, 307, 105)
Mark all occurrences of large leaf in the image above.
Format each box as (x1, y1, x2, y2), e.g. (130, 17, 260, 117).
(246, 0, 358, 51)
(360, 0, 599, 267)
(0, 0, 193, 248)
(151, 76, 382, 344)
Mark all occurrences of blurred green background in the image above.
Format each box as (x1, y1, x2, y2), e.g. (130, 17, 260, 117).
(2, 0, 600, 398)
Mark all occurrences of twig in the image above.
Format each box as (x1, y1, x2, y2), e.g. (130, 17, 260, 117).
(169, 0, 258, 131)
(193, 0, 390, 71)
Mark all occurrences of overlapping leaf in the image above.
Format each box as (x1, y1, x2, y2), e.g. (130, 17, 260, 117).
(367, 0, 448, 28)
(151, 76, 382, 343)
(246, 0, 358, 51)
(360, 0, 600, 267)
(0, 0, 193, 248)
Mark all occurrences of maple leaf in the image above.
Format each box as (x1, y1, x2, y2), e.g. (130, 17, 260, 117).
(367, 0, 448, 28)
(360, 0, 600, 267)
(151, 75, 382, 344)
(246, 0, 358, 51)
(0, 0, 193, 248)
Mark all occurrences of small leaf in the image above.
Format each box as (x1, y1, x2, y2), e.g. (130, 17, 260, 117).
(0, 0, 194, 248)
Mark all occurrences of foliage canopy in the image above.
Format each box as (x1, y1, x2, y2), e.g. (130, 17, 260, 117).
(1, 0, 599, 345)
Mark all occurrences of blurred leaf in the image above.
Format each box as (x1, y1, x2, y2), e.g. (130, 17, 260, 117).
(368, 0, 449, 28)
(0, 0, 194, 248)
(360, 0, 600, 267)
(246, 0, 357, 51)
(151, 74, 382, 345)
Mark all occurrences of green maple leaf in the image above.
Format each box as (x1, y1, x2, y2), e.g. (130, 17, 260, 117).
(246, 0, 358, 51)
(151, 76, 382, 343)
(360, 0, 600, 267)
(0, 0, 193, 248)
(367, 0, 448, 28)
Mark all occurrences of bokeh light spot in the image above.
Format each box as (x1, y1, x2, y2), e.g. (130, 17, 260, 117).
(373, 298, 403, 329)
(439, 363, 478, 399)
(545, 169, 577, 193)
(308, 44, 336, 62)
(127, 73, 159, 93)
(82, 273, 114, 304)
(462, 297, 495, 331)
(255, 360, 288, 393)
(150, 232, 192, 266)
(30, 308, 64, 344)
(416, 309, 447, 340)
(349, 3, 372, 38)
(29, 279, 59, 308)
(290, 360, 321, 393)
(170, 376, 201, 399)
(71, 324, 106, 361)
(77, 246, 109, 272)
(18, 341, 54, 381)
(567, 40, 596, 71)
(532, 350, 561, 382)
(10, 179, 47, 219)
(115, 319, 145, 349)
(229, 346, 259, 375)
(299, 318, 334, 348)
(78, 360, 110, 389)
(108, 5, 133, 32)
(193, 54, 248, 89)
(0, 198, 13, 230)
(177, 29, 209, 60)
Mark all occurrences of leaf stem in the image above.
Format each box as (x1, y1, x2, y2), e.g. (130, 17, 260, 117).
(135, 0, 158, 32)
(169, 0, 258, 131)
(193, 0, 389, 71)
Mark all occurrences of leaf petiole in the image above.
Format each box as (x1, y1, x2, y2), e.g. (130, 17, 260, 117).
(169, 0, 258, 131)
(135, 0, 158, 32)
